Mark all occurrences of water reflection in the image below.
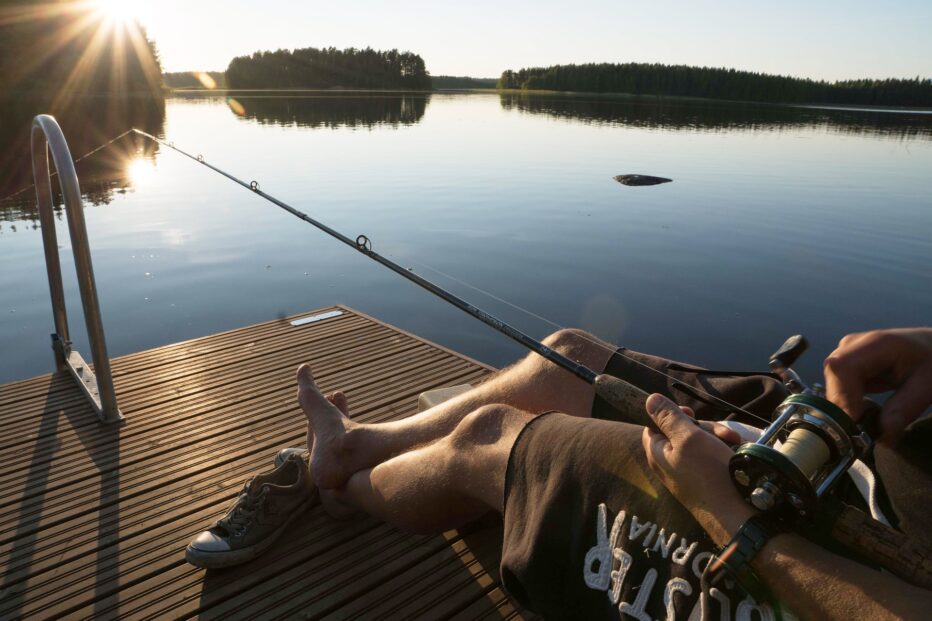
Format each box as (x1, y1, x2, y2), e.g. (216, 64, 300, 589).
(0, 92, 435, 226)
(500, 93, 932, 139)
(226, 93, 430, 129)
(0, 95, 166, 220)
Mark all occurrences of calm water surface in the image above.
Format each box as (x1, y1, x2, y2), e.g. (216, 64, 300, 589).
(1, 93, 930, 384)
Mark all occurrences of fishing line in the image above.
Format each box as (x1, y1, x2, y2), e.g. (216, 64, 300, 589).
(402, 257, 776, 427)
(0, 129, 136, 203)
(20, 126, 774, 427)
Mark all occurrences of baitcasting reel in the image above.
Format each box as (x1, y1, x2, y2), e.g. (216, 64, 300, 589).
(729, 335, 873, 522)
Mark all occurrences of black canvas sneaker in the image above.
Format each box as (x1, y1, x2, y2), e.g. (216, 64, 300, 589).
(185, 453, 317, 568)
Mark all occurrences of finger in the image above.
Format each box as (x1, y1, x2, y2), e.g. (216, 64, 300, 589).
(824, 355, 867, 419)
(880, 367, 932, 441)
(680, 406, 696, 419)
(645, 393, 697, 444)
(640, 427, 655, 467)
(698, 421, 742, 444)
(641, 425, 672, 472)
(824, 338, 900, 419)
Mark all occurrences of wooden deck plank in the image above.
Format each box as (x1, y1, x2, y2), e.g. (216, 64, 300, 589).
(0, 306, 533, 620)
(0, 362, 487, 582)
(0, 314, 374, 431)
(0, 324, 400, 465)
(0, 344, 463, 515)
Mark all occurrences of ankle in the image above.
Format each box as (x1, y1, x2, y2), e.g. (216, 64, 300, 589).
(339, 421, 365, 454)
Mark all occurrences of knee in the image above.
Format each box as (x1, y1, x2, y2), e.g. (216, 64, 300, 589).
(542, 328, 597, 359)
(451, 403, 522, 449)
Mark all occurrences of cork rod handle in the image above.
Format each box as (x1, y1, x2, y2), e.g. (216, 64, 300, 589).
(593, 373, 658, 431)
(831, 504, 932, 590)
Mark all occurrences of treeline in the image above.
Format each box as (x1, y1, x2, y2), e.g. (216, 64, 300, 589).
(498, 63, 932, 107)
(0, 0, 162, 96)
(226, 47, 431, 90)
(432, 75, 497, 90)
(163, 71, 227, 89)
(499, 93, 932, 140)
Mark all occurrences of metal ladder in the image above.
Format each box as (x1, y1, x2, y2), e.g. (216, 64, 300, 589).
(31, 114, 123, 424)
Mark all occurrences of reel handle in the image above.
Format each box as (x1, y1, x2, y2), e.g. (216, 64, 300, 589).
(593, 374, 658, 432)
(770, 334, 809, 369)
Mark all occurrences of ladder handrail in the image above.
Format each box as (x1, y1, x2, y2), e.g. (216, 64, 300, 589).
(31, 114, 123, 424)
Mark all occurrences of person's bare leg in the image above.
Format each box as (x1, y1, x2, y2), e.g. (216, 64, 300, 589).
(298, 328, 615, 489)
(333, 403, 532, 533)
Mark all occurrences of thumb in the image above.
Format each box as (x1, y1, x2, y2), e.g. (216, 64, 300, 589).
(645, 393, 694, 443)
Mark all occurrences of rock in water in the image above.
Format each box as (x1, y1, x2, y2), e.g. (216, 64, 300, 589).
(613, 174, 672, 186)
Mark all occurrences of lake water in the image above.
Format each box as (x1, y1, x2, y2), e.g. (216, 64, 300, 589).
(1, 92, 930, 386)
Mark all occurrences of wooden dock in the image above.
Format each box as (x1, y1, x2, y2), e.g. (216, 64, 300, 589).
(0, 305, 533, 620)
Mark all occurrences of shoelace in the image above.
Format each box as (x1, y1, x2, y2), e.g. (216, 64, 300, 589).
(216, 481, 270, 537)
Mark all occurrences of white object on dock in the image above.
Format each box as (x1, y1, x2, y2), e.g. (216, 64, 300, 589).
(417, 384, 473, 412)
(290, 310, 343, 326)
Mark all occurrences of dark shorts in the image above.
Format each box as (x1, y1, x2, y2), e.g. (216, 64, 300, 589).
(500, 348, 787, 620)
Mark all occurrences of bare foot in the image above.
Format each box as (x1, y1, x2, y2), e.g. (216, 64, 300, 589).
(305, 391, 350, 454)
(296, 364, 358, 490)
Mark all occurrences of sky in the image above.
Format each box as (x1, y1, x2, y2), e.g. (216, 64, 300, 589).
(131, 0, 932, 81)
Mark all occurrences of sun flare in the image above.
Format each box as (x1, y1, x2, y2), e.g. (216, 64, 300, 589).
(94, 0, 145, 26)
(126, 158, 156, 186)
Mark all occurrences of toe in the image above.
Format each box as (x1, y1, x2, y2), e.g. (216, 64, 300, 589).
(327, 391, 349, 415)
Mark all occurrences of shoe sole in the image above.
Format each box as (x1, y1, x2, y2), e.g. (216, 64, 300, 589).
(184, 492, 318, 569)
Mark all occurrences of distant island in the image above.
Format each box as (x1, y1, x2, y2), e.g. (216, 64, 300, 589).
(225, 47, 431, 90)
(164, 70, 497, 92)
(498, 63, 932, 107)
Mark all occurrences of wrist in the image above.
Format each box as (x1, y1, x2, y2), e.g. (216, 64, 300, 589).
(695, 499, 757, 547)
(708, 514, 787, 604)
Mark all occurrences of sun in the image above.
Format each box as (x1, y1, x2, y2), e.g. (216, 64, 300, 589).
(94, 0, 145, 26)
(126, 158, 156, 186)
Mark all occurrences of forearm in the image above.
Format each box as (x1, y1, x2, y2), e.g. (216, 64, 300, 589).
(702, 504, 931, 618)
(751, 532, 932, 620)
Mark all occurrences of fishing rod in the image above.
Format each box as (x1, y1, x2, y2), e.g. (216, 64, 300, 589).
(64, 127, 932, 590)
(4, 125, 765, 430)
(128, 128, 703, 432)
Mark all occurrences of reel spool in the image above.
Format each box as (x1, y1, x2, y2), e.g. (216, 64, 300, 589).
(729, 335, 872, 522)
(730, 394, 870, 520)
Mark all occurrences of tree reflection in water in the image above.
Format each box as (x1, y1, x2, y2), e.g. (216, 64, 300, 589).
(499, 92, 932, 139)
(0, 95, 166, 221)
(224, 93, 431, 130)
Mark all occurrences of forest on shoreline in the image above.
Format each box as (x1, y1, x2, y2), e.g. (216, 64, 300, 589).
(498, 63, 932, 107)
(163, 58, 931, 109)
(163, 72, 498, 91)
(225, 47, 431, 90)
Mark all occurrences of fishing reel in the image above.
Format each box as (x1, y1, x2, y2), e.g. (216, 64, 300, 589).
(729, 335, 873, 523)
